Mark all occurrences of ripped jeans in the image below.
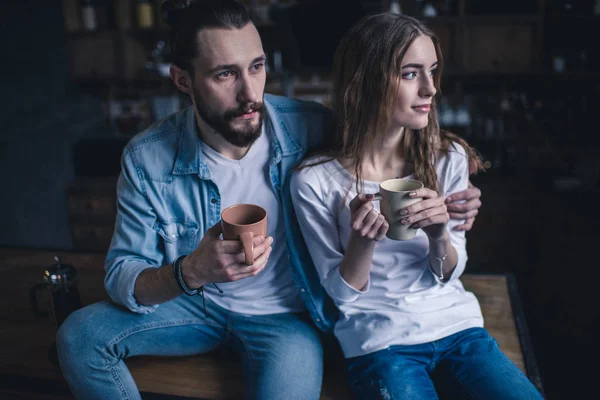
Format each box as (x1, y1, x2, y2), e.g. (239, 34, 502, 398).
(345, 328, 543, 400)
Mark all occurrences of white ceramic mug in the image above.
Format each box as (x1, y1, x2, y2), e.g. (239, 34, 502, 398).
(373, 178, 424, 241)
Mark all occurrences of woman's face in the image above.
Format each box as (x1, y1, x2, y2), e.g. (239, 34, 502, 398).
(391, 35, 438, 130)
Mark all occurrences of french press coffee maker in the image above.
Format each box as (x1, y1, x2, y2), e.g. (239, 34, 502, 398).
(29, 256, 82, 367)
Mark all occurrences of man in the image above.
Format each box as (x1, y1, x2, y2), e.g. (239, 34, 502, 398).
(56, 1, 482, 399)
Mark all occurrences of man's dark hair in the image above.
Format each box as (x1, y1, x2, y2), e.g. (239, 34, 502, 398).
(161, 0, 252, 75)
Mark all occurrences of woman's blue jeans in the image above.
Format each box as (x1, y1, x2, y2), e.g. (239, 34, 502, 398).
(56, 294, 323, 400)
(346, 327, 544, 400)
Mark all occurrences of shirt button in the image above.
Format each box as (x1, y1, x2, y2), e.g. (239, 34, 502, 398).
(210, 198, 217, 204)
(300, 288, 306, 293)
(316, 318, 321, 322)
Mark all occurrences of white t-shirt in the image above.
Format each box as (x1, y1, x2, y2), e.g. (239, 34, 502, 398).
(290, 143, 484, 358)
(200, 128, 305, 315)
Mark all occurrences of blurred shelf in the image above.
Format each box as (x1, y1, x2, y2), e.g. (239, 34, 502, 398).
(440, 68, 546, 79)
(544, 13, 600, 21)
(417, 15, 541, 25)
(126, 28, 170, 40)
(71, 76, 175, 94)
(419, 16, 461, 24)
(463, 15, 541, 23)
(65, 1, 596, 89)
(541, 71, 600, 80)
(438, 68, 600, 80)
(65, 29, 117, 37)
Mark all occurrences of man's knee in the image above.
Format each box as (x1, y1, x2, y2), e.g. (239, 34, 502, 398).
(57, 307, 88, 354)
(56, 302, 114, 360)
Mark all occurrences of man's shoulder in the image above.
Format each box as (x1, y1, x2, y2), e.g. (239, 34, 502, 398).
(121, 107, 191, 177)
(265, 94, 332, 149)
(265, 93, 331, 116)
(126, 108, 188, 152)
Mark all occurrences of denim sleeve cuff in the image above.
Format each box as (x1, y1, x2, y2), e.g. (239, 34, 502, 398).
(327, 268, 369, 303)
(112, 261, 159, 314)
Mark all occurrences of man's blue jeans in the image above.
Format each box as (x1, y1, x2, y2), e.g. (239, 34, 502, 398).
(56, 294, 323, 400)
(346, 327, 543, 400)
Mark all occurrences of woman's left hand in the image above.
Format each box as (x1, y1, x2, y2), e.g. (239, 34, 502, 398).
(398, 188, 448, 240)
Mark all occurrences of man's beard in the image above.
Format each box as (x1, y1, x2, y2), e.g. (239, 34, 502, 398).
(194, 91, 264, 148)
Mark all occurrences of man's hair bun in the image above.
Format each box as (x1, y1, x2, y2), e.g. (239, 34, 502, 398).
(160, 0, 196, 27)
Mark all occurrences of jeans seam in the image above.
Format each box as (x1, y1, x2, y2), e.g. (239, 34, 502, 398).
(233, 333, 257, 399)
(446, 364, 479, 400)
(102, 318, 222, 392)
(109, 365, 131, 400)
(107, 319, 219, 348)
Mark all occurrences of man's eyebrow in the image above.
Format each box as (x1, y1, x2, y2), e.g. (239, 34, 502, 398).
(401, 61, 439, 69)
(206, 64, 232, 74)
(207, 56, 267, 74)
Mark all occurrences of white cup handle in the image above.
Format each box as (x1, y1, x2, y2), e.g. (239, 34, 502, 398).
(372, 192, 383, 201)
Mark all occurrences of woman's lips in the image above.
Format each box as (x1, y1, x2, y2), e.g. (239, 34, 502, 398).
(412, 105, 431, 113)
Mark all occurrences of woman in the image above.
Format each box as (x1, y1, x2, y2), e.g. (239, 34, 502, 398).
(290, 13, 543, 400)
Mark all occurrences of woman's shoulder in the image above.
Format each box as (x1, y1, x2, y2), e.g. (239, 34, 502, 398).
(440, 140, 469, 168)
(446, 140, 468, 158)
(435, 139, 470, 182)
(292, 155, 348, 189)
(299, 154, 338, 166)
(295, 155, 339, 177)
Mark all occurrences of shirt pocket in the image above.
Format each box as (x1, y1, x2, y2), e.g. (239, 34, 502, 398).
(155, 220, 199, 258)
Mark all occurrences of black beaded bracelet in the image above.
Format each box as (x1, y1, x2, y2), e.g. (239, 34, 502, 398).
(172, 255, 202, 296)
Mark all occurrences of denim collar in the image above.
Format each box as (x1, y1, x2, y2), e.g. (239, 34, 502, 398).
(172, 95, 303, 178)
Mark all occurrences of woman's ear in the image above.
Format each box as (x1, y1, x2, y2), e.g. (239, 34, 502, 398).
(170, 65, 192, 94)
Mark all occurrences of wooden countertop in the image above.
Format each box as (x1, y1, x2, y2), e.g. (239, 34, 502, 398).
(0, 247, 543, 398)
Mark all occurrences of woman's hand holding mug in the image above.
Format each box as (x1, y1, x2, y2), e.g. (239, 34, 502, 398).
(351, 179, 450, 242)
(398, 187, 449, 240)
(348, 194, 389, 241)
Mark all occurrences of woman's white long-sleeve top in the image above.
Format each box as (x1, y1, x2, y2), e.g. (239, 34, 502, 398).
(290, 143, 484, 358)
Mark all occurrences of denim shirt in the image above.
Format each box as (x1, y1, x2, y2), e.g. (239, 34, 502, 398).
(105, 93, 338, 334)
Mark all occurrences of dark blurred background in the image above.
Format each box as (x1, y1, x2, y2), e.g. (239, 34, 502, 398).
(1, 0, 599, 398)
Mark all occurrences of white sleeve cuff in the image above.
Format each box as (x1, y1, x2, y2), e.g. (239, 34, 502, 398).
(327, 268, 369, 303)
(430, 253, 466, 284)
(430, 263, 452, 284)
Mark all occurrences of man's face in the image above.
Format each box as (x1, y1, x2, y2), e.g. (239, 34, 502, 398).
(191, 23, 266, 147)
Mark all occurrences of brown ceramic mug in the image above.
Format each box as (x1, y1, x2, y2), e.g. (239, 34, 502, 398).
(221, 204, 268, 265)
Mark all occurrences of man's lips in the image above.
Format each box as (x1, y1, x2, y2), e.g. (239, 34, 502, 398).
(412, 105, 431, 112)
(237, 111, 258, 120)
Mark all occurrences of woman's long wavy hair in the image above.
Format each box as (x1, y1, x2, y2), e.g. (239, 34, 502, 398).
(304, 12, 484, 193)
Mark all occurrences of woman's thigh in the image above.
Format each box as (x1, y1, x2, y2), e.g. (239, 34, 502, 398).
(231, 311, 324, 400)
(435, 328, 543, 400)
(346, 346, 439, 400)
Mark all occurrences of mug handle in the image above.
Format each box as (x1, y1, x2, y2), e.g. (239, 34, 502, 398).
(372, 192, 383, 201)
(239, 232, 255, 266)
(29, 283, 50, 317)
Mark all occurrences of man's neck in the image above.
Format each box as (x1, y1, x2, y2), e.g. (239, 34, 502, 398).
(195, 114, 250, 161)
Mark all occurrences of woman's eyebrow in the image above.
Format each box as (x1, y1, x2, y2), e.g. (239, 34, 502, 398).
(401, 61, 439, 69)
